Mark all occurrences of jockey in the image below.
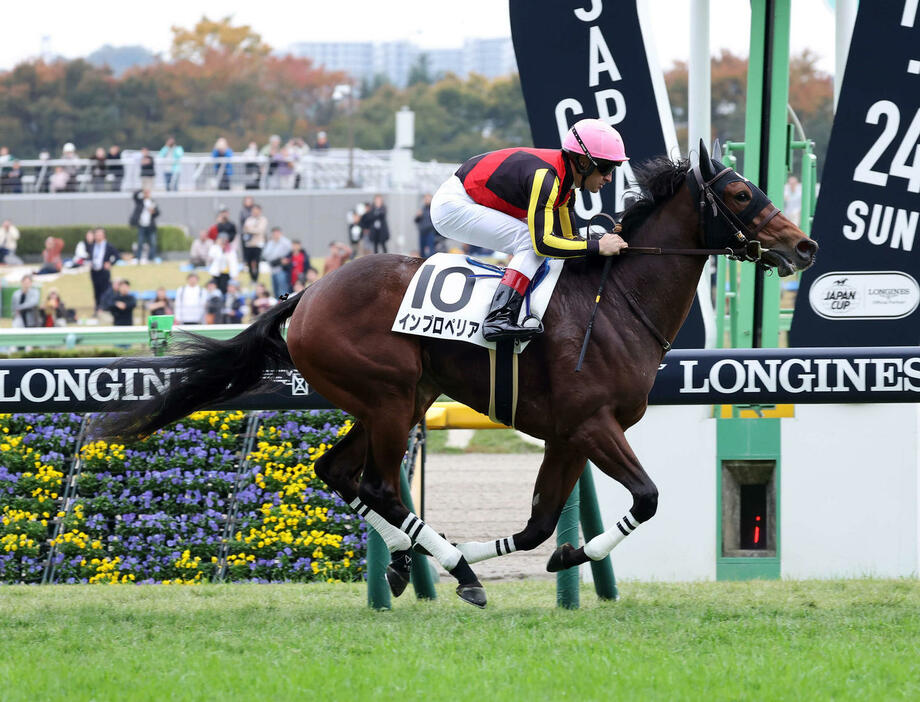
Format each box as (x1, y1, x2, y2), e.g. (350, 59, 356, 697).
(430, 118, 630, 342)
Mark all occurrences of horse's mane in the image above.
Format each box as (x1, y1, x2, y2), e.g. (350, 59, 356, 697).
(618, 156, 690, 236)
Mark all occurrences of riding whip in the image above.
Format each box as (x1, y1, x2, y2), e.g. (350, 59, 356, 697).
(575, 213, 620, 373)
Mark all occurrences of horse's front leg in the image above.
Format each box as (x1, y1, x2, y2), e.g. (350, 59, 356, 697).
(546, 407, 658, 572)
(455, 441, 586, 563)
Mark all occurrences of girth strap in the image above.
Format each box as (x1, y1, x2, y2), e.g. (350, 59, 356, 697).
(609, 274, 672, 352)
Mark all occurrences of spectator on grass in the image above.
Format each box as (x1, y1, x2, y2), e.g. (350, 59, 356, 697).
(109, 278, 136, 326)
(35, 236, 64, 275)
(305, 267, 319, 287)
(207, 208, 237, 243)
(222, 280, 245, 323)
(204, 279, 223, 324)
(324, 241, 351, 276)
(207, 231, 240, 294)
(90, 228, 119, 315)
(250, 283, 276, 317)
(239, 196, 255, 233)
(0, 219, 21, 263)
(212, 137, 233, 190)
(241, 142, 261, 189)
(138, 147, 156, 191)
(262, 226, 293, 298)
(367, 194, 390, 254)
(174, 272, 207, 324)
(130, 188, 160, 263)
(66, 230, 94, 269)
(146, 286, 173, 317)
(189, 229, 212, 267)
(241, 203, 268, 284)
(289, 239, 309, 288)
(415, 193, 439, 258)
(12, 273, 40, 328)
(315, 131, 329, 151)
(158, 137, 184, 191)
(107, 145, 124, 191)
(42, 288, 70, 327)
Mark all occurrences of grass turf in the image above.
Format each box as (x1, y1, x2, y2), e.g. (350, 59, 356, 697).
(1, 579, 918, 701)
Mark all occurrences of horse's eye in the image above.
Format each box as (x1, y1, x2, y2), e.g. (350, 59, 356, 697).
(736, 191, 751, 202)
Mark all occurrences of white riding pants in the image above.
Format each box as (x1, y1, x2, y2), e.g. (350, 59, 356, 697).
(430, 175, 545, 280)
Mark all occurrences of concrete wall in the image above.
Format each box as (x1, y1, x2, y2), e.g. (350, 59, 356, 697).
(781, 404, 919, 579)
(589, 403, 920, 582)
(0, 190, 428, 257)
(591, 405, 717, 581)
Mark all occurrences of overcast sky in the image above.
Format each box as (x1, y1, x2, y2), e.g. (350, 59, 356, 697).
(1, 0, 836, 73)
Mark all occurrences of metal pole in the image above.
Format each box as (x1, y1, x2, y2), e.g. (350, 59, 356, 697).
(688, 0, 711, 159)
(399, 462, 437, 600)
(578, 465, 618, 600)
(366, 529, 392, 610)
(555, 481, 580, 609)
(834, 0, 858, 110)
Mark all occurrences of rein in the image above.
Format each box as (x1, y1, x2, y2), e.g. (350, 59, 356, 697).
(575, 163, 784, 365)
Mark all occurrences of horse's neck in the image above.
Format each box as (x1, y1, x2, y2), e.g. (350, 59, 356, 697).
(612, 187, 706, 349)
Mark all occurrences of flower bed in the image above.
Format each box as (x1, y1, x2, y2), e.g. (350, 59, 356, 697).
(0, 410, 367, 585)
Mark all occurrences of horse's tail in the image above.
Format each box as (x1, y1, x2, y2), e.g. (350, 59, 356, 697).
(91, 291, 305, 442)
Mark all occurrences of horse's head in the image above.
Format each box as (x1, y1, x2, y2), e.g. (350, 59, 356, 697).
(690, 140, 817, 276)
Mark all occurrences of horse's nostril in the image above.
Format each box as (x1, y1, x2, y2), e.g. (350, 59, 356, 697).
(795, 238, 818, 259)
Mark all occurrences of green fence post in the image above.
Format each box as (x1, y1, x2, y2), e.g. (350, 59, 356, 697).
(366, 529, 392, 610)
(578, 465, 618, 601)
(556, 481, 580, 609)
(399, 463, 437, 600)
(147, 315, 174, 357)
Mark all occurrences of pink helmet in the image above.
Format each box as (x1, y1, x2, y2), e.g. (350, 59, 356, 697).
(563, 118, 629, 164)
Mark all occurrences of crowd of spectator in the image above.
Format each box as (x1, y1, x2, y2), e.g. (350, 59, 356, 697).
(0, 185, 454, 333)
(0, 133, 332, 194)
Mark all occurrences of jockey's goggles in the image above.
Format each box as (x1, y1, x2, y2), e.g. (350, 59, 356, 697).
(593, 159, 622, 176)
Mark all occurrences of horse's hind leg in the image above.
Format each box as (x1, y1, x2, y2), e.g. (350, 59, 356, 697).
(313, 420, 367, 504)
(357, 398, 487, 607)
(546, 408, 658, 572)
(455, 440, 586, 564)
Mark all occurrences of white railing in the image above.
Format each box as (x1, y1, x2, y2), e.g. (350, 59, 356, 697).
(0, 149, 458, 194)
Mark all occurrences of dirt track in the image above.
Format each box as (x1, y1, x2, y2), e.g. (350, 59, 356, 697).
(424, 453, 555, 581)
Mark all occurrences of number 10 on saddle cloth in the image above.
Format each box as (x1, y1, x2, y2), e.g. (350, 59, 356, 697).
(391, 253, 564, 352)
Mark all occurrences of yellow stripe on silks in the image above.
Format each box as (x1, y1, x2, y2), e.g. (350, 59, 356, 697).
(527, 170, 589, 256)
(595, 295, 601, 303)
(527, 168, 549, 253)
(558, 204, 574, 239)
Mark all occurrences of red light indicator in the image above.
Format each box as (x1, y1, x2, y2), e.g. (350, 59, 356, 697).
(754, 515, 761, 545)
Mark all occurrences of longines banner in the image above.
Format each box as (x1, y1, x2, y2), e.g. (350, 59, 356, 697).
(508, 0, 709, 348)
(0, 352, 918, 413)
(790, 1, 920, 346)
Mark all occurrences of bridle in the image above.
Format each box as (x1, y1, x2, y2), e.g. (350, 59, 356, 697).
(577, 161, 785, 363)
(616, 161, 782, 264)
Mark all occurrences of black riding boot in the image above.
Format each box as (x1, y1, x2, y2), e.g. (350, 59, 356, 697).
(482, 283, 539, 342)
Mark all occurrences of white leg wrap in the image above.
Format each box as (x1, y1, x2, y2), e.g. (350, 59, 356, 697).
(414, 524, 462, 571)
(583, 513, 640, 561)
(350, 498, 411, 552)
(456, 537, 517, 564)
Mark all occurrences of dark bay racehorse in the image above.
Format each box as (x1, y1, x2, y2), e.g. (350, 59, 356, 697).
(96, 143, 817, 607)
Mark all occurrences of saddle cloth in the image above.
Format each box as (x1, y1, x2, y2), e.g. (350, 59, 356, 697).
(391, 253, 564, 353)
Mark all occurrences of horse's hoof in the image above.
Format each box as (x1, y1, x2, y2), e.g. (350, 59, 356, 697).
(456, 583, 487, 608)
(546, 543, 576, 573)
(386, 550, 412, 597)
(386, 564, 411, 597)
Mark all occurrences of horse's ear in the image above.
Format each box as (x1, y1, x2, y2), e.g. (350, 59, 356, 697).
(698, 139, 712, 176)
(711, 138, 722, 162)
